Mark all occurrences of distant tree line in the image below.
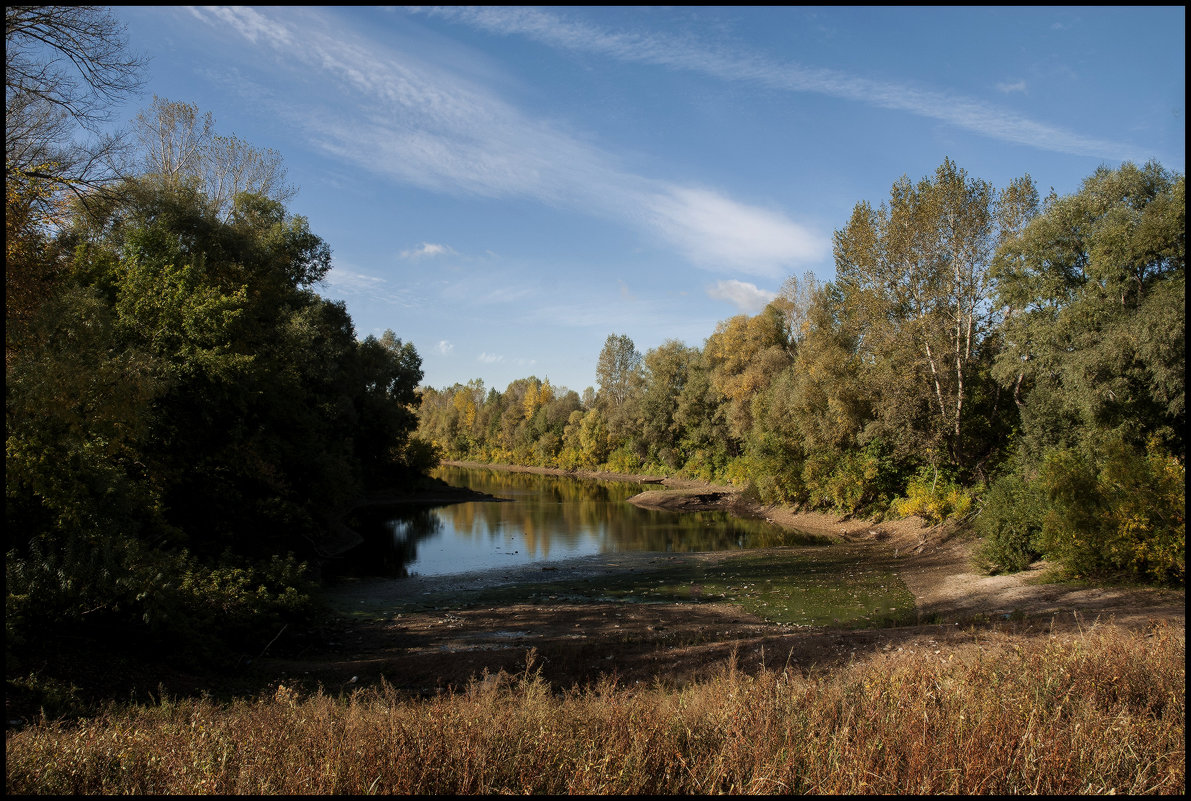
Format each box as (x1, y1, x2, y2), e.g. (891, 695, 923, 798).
(419, 158, 1184, 585)
(6, 8, 431, 672)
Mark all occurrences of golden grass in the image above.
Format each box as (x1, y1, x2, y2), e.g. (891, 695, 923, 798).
(6, 622, 1184, 795)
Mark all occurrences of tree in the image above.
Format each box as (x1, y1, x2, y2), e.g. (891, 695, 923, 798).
(777, 270, 822, 349)
(6, 6, 145, 199)
(833, 159, 1035, 473)
(7, 6, 146, 360)
(703, 304, 792, 442)
(992, 161, 1185, 462)
(595, 333, 643, 408)
(594, 333, 644, 449)
(639, 340, 698, 467)
(133, 96, 296, 221)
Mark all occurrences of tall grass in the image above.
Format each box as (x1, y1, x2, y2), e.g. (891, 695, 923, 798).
(7, 623, 1183, 794)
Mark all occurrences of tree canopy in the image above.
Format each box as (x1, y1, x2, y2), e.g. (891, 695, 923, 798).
(7, 9, 433, 669)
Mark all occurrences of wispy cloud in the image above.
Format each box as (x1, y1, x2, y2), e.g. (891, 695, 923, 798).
(996, 80, 1028, 94)
(421, 6, 1150, 162)
(401, 242, 458, 259)
(707, 279, 777, 314)
(188, 6, 826, 276)
(436, 340, 455, 355)
(648, 187, 825, 276)
(476, 351, 534, 367)
(322, 264, 419, 306)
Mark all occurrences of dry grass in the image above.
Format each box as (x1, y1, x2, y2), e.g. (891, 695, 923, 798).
(6, 622, 1183, 795)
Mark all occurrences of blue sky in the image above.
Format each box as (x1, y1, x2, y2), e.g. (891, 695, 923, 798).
(110, 6, 1185, 395)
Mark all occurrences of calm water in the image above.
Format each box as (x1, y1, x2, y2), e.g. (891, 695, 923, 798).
(335, 465, 818, 578)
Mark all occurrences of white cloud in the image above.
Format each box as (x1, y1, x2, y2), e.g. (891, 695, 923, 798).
(436, 340, 455, 355)
(477, 352, 504, 363)
(423, 6, 1150, 162)
(647, 187, 827, 277)
(996, 80, 1028, 94)
(401, 242, 457, 259)
(189, 7, 827, 274)
(707, 279, 777, 314)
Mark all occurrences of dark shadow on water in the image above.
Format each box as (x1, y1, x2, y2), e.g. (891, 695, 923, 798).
(325, 505, 444, 578)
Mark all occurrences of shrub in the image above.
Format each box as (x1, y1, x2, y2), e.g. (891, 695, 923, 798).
(603, 445, 641, 474)
(891, 467, 974, 525)
(6, 530, 316, 671)
(974, 472, 1047, 573)
(1039, 437, 1185, 584)
(174, 552, 317, 649)
(803, 442, 900, 516)
(681, 448, 726, 484)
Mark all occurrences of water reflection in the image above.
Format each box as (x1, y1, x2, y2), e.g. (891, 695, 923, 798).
(334, 465, 822, 578)
(330, 505, 444, 578)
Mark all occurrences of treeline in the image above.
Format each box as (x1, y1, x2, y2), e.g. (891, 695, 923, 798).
(6, 9, 430, 672)
(419, 159, 1185, 585)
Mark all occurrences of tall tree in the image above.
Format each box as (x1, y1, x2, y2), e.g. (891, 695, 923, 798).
(834, 158, 1035, 472)
(595, 333, 643, 408)
(6, 6, 146, 360)
(639, 340, 698, 467)
(703, 304, 792, 442)
(133, 96, 296, 221)
(595, 333, 644, 448)
(992, 161, 1185, 462)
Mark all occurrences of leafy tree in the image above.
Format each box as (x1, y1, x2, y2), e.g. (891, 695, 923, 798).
(595, 333, 643, 408)
(834, 159, 1035, 473)
(673, 349, 731, 479)
(8, 175, 429, 672)
(993, 161, 1185, 463)
(777, 270, 822, 349)
(703, 303, 792, 442)
(594, 333, 645, 452)
(6, 172, 64, 363)
(639, 340, 698, 468)
(978, 161, 1184, 579)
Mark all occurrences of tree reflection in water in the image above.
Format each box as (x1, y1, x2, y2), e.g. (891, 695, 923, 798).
(332, 466, 824, 578)
(329, 505, 444, 578)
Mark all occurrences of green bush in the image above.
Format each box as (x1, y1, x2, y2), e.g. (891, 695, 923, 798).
(1039, 437, 1184, 584)
(974, 472, 1047, 573)
(604, 445, 641, 474)
(6, 530, 316, 669)
(802, 442, 900, 516)
(681, 448, 727, 484)
(174, 552, 317, 648)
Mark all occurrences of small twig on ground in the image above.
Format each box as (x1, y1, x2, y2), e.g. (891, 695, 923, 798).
(259, 624, 288, 658)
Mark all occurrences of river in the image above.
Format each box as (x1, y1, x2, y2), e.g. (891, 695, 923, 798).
(333, 464, 820, 578)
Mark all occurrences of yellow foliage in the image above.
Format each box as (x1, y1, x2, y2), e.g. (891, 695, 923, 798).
(893, 470, 973, 525)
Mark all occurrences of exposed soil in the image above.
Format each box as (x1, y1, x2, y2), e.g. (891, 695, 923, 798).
(257, 467, 1184, 698)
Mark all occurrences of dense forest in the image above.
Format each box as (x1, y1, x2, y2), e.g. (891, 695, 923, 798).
(6, 8, 434, 670)
(418, 158, 1185, 585)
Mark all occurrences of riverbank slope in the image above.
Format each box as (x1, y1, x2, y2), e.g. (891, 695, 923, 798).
(440, 459, 1184, 626)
